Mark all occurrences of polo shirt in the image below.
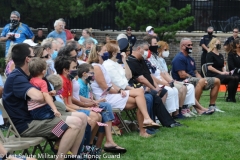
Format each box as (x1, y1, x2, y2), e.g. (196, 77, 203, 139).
(199, 35, 216, 52)
(60, 75, 72, 100)
(2, 67, 33, 134)
(127, 55, 154, 86)
(206, 51, 224, 77)
(224, 36, 239, 46)
(171, 52, 196, 81)
(47, 30, 67, 44)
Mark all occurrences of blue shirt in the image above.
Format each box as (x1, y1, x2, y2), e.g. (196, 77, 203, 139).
(171, 52, 196, 81)
(0, 76, 4, 88)
(47, 30, 67, 44)
(2, 67, 34, 134)
(78, 36, 98, 45)
(78, 78, 89, 98)
(0, 23, 34, 56)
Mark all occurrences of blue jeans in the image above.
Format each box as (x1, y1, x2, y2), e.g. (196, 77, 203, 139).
(77, 109, 90, 116)
(30, 105, 54, 120)
(145, 93, 154, 121)
(98, 102, 115, 133)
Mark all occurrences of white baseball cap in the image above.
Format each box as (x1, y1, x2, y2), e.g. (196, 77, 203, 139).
(146, 26, 154, 32)
(23, 39, 38, 46)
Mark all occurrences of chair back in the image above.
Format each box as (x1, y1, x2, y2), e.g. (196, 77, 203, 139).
(202, 63, 213, 77)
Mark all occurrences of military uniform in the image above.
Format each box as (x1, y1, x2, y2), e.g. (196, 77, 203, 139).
(224, 36, 239, 46)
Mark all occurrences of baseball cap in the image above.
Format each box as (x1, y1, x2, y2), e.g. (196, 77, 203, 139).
(23, 39, 38, 46)
(11, 11, 20, 17)
(146, 26, 154, 32)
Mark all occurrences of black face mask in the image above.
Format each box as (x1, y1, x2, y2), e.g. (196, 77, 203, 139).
(185, 46, 192, 54)
(208, 32, 213, 36)
(9, 19, 19, 31)
(68, 70, 78, 80)
(149, 46, 158, 53)
(216, 44, 221, 50)
(86, 76, 94, 83)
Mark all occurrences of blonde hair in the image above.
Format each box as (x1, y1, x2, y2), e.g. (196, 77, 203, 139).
(208, 38, 220, 52)
(157, 41, 169, 56)
(46, 74, 63, 91)
(88, 44, 104, 64)
(5, 44, 16, 63)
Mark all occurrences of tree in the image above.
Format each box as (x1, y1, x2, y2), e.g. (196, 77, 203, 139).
(0, 0, 108, 31)
(115, 0, 194, 41)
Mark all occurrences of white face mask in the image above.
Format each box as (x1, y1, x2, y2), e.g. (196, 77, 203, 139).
(162, 51, 170, 58)
(142, 51, 148, 59)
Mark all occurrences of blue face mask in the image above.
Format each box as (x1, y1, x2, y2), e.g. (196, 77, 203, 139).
(51, 50, 58, 60)
(78, 50, 83, 57)
(101, 52, 109, 61)
(116, 53, 121, 60)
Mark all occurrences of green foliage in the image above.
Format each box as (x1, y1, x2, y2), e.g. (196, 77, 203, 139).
(115, 0, 194, 41)
(0, 0, 108, 28)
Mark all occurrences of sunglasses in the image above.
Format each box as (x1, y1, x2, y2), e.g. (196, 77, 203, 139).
(27, 55, 36, 58)
(233, 31, 238, 33)
(127, 29, 131, 31)
(41, 54, 49, 59)
(88, 72, 94, 75)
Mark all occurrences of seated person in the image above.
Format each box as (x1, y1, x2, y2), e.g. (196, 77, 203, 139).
(28, 57, 61, 120)
(207, 38, 239, 102)
(5, 44, 15, 77)
(171, 37, 221, 113)
(88, 44, 160, 138)
(2, 43, 87, 158)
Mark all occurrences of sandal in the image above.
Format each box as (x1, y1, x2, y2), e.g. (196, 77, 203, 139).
(104, 146, 127, 153)
(143, 122, 160, 129)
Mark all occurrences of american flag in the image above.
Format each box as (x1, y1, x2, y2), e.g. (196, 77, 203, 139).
(52, 120, 69, 137)
(96, 122, 108, 126)
(90, 107, 103, 113)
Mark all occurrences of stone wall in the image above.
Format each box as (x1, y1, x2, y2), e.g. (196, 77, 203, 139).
(0, 28, 233, 72)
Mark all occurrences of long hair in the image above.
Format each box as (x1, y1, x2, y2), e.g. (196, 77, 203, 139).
(88, 44, 104, 64)
(157, 41, 169, 56)
(208, 38, 219, 53)
(229, 38, 240, 54)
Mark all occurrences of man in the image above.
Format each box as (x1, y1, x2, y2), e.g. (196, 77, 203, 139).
(0, 11, 34, 56)
(224, 27, 239, 49)
(199, 26, 216, 77)
(172, 38, 224, 113)
(126, 26, 136, 54)
(33, 29, 46, 44)
(71, 30, 79, 41)
(58, 18, 74, 42)
(2, 43, 87, 159)
(127, 40, 182, 127)
(47, 19, 67, 45)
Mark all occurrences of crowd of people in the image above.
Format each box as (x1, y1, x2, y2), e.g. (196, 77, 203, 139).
(0, 10, 240, 160)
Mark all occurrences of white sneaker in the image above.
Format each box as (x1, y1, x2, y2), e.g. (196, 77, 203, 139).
(187, 109, 198, 117)
(181, 109, 192, 117)
(209, 106, 225, 113)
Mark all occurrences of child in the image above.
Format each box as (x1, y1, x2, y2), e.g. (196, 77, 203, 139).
(28, 57, 61, 120)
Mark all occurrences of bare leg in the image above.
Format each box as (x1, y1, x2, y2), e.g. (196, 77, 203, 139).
(95, 132, 105, 148)
(88, 112, 101, 144)
(195, 79, 206, 101)
(178, 85, 187, 107)
(137, 109, 151, 137)
(210, 78, 220, 104)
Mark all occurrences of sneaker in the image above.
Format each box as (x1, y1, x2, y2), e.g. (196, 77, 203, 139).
(187, 109, 198, 117)
(209, 106, 225, 113)
(181, 109, 192, 118)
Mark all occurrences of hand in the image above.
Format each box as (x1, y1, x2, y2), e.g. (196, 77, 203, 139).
(96, 98, 106, 103)
(84, 101, 97, 107)
(53, 109, 61, 117)
(145, 87, 150, 92)
(49, 90, 56, 96)
(120, 90, 127, 97)
(121, 52, 126, 60)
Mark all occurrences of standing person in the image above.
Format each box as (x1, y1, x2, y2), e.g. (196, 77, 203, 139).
(47, 19, 67, 45)
(126, 26, 136, 54)
(206, 38, 239, 102)
(199, 26, 216, 77)
(71, 30, 79, 41)
(224, 27, 239, 52)
(33, 29, 46, 44)
(0, 11, 34, 56)
(78, 29, 98, 45)
(58, 18, 74, 42)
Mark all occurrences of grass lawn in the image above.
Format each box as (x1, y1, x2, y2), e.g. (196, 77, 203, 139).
(28, 91, 240, 159)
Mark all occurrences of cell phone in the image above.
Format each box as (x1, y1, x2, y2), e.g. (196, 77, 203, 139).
(100, 86, 112, 98)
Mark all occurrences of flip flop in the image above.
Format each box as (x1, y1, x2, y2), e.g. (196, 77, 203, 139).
(103, 146, 127, 153)
(200, 110, 214, 115)
(143, 122, 160, 129)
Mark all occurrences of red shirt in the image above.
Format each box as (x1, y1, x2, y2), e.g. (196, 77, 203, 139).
(30, 77, 48, 92)
(65, 29, 73, 40)
(60, 75, 72, 98)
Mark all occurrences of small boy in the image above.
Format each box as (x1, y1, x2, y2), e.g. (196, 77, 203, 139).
(28, 57, 61, 120)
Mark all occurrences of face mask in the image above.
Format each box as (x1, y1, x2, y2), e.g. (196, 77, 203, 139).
(101, 52, 109, 61)
(86, 75, 94, 83)
(9, 19, 19, 31)
(216, 44, 221, 50)
(78, 50, 83, 57)
(68, 70, 78, 80)
(149, 46, 158, 53)
(56, 88, 63, 95)
(116, 53, 121, 60)
(162, 51, 170, 58)
(51, 50, 58, 60)
(85, 50, 90, 57)
(46, 59, 53, 66)
(185, 46, 192, 54)
(208, 32, 213, 36)
(142, 51, 148, 59)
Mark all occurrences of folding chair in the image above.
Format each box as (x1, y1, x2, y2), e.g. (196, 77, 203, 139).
(0, 99, 47, 158)
(112, 109, 131, 134)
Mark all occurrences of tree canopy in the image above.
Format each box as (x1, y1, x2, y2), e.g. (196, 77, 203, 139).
(115, 0, 194, 41)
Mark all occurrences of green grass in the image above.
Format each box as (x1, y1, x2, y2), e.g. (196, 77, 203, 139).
(19, 91, 240, 160)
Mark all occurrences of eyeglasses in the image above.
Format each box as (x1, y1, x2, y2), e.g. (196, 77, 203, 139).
(41, 54, 49, 59)
(127, 29, 131, 31)
(185, 44, 193, 47)
(27, 55, 36, 58)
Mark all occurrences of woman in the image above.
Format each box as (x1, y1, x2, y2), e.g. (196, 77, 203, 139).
(78, 29, 98, 45)
(88, 44, 160, 138)
(207, 38, 239, 102)
(4, 44, 15, 77)
(227, 38, 240, 81)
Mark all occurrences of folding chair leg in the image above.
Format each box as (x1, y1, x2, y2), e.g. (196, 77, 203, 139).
(22, 149, 30, 155)
(115, 112, 131, 133)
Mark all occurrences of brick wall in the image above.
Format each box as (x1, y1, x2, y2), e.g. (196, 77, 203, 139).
(0, 28, 233, 72)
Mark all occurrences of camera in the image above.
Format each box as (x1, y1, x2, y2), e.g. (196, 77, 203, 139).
(8, 34, 16, 41)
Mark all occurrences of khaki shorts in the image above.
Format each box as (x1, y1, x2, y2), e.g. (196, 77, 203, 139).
(21, 112, 71, 140)
(54, 101, 67, 114)
(188, 77, 215, 90)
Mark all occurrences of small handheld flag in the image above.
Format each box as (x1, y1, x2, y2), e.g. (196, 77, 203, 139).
(52, 120, 69, 137)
